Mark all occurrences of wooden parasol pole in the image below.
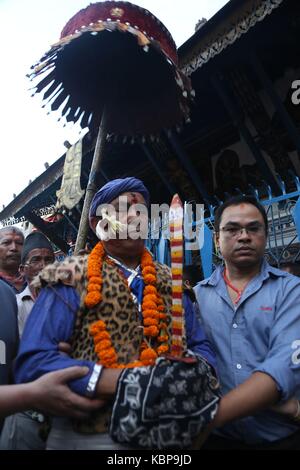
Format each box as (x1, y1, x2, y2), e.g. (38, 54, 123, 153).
(74, 110, 107, 254)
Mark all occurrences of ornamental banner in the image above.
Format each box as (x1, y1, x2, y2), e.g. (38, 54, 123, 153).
(56, 139, 85, 210)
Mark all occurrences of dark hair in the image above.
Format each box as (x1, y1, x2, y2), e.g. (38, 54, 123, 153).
(214, 195, 268, 234)
(183, 265, 203, 287)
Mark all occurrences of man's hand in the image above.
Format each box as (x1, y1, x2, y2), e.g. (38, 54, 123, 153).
(29, 366, 106, 419)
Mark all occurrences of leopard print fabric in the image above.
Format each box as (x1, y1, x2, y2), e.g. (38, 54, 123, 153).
(32, 254, 186, 363)
(33, 253, 187, 434)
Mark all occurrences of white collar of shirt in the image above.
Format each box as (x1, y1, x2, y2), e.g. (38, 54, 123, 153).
(107, 254, 142, 311)
(106, 254, 141, 286)
(16, 284, 34, 302)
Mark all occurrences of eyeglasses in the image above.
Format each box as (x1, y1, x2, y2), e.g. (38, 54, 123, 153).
(25, 256, 55, 267)
(220, 224, 265, 238)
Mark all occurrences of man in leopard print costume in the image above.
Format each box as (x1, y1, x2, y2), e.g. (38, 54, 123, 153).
(14, 177, 218, 450)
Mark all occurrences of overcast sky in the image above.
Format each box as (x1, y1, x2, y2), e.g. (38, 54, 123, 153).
(0, 0, 228, 210)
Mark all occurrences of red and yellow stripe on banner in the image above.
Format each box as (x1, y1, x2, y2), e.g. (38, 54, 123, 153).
(169, 194, 184, 357)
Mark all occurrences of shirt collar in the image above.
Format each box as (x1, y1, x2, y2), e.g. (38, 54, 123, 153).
(106, 254, 141, 276)
(198, 258, 288, 287)
(17, 284, 34, 301)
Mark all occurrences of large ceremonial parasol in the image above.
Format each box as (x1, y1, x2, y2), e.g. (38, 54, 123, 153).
(28, 1, 193, 251)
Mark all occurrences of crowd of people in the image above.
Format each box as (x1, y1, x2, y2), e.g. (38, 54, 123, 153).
(0, 177, 300, 450)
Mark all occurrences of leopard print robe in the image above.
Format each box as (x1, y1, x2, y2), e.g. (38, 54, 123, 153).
(32, 254, 187, 434)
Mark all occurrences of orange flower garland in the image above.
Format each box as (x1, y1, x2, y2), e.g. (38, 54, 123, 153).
(85, 242, 104, 308)
(86, 242, 169, 368)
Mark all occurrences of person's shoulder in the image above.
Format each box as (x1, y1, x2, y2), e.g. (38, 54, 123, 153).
(0, 279, 17, 314)
(267, 264, 290, 278)
(154, 261, 171, 276)
(266, 264, 300, 297)
(183, 284, 196, 302)
(194, 266, 221, 290)
(0, 276, 16, 293)
(0, 278, 16, 298)
(267, 263, 300, 283)
(31, 254, 88, 290)
(154, 260, 170, 269)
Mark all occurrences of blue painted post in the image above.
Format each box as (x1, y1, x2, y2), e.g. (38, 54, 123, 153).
(200, 223, 213, 278)
(157, 235, 167, 264)
(184, 247, 193, 265)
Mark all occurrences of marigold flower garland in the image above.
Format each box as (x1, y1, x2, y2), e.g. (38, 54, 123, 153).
(86, 242, 169, 368)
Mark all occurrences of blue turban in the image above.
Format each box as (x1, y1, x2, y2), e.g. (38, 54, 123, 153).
(89, 177, 150, 222)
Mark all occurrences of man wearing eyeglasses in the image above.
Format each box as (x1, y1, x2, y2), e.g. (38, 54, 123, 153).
(17, 232, 55, 337)
(195, 195, 300, 449)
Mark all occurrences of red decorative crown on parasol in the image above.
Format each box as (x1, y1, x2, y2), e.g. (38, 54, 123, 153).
(29, 1, 193, 137)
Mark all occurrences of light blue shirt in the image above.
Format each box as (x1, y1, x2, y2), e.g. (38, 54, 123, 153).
(194, 259, 300, 444)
